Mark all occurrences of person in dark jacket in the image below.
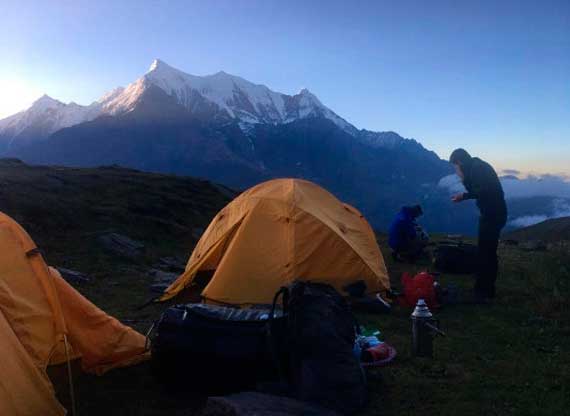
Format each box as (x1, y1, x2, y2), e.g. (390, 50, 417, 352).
(388, 205, 426, 262)
(449, 148, 507, 302)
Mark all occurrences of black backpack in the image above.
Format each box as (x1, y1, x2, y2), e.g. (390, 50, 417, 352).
(433, 242, 479, 274)
(284, 281, 367, 415)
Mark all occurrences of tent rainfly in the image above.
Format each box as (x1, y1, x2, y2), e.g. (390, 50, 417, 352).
(0, 212, 149, 415)
(160, 178, 390, 306)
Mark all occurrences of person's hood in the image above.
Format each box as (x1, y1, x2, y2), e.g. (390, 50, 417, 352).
(399, 206, 415, 219)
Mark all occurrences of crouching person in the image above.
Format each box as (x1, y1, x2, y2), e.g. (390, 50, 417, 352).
(388, 205, 427, 262)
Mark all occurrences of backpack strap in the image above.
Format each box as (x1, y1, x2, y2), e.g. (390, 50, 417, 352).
(266, 286, 290, 383)
(270, 286, 289, 318)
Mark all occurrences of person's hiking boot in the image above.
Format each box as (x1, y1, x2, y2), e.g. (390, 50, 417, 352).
(471, 292, 493, 305)
(391, 251, 402, 262)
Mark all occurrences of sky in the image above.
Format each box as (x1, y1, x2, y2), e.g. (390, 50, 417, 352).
(1, 0, 569, 175)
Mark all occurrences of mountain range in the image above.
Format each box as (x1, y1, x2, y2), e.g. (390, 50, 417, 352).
(1, 59, 462, 231)
(0, 59, 355, 147)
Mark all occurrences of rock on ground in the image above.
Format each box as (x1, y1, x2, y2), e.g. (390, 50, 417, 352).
(155, 257, 186, 273)
(57, 267, 90, 284)
(148, 268, 179, 294)
(149, 283, 170, 294)
(98, 232, 145, 259)
(192, 227, 205, 240)
(148, 268, 179, 284)
(519, 240, 547, 251)
(200, 392, 339, 416)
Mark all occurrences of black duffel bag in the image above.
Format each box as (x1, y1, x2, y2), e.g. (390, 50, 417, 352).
(433, 242, 479, 274)
(151, 302, 288, 394)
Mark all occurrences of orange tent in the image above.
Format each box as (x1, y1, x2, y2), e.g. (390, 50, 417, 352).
(0, 212, 148, 415)
(160, 178, 389, 305)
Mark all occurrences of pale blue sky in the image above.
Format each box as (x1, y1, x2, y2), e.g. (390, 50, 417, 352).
(1, 0, 569, 174)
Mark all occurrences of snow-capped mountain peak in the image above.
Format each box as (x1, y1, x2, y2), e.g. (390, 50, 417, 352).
(0, 59, 358, 148)
(0, 95, 101, 148)
(298, 88, 314, 97)
(148, 58, 164, 72)
(97, 87, 125, 104)
(106, 59, 356, 132)
(32, 94, 61, 108)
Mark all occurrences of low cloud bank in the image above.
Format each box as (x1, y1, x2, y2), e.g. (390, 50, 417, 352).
(509, 215, 549, 228)
(508, 199, 570, 228)
(502, 175, 570, 199)
(501, 169, 521, 176)
(438, 173, 570, 199)
(437, 174, 570, 228)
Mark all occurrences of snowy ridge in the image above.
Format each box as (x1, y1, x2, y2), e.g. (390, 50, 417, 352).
(102, 59, 356, 133)
(0, 59, 357, 147)
(360, 130, 406, 148)
(0, 95, 101, 143)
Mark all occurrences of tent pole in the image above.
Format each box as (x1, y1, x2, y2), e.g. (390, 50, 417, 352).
(63, 334, 77, 416)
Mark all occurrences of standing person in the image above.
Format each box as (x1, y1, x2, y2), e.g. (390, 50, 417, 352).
(449, 148, 507, 302)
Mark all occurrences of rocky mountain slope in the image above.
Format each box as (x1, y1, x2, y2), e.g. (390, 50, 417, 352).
(1, 60, 452, 230)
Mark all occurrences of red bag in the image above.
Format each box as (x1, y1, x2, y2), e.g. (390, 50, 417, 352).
(400, 271, 439, 309)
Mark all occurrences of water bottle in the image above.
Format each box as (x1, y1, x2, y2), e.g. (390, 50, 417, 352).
(411, 298, 445, 357)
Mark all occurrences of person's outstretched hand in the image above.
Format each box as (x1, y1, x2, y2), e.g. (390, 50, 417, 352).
(451, 193, 464, 203)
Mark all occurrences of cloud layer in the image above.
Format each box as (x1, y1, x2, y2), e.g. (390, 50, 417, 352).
(501, 169, 521, 176)
(437, 174, 570, 228)
(507, 199, 570, 228)
(438, 174, 570, 199)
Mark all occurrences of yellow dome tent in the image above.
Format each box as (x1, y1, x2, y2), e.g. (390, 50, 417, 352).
(0, 212, 148, 415)
(160, 178, 390, 305)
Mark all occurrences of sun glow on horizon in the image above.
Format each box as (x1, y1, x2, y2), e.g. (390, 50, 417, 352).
(0, 77, 43, 119)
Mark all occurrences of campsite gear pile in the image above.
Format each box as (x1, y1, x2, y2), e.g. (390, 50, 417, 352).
(151, 179, 394, 414)
(0, 212, 149, 416)
(158, 178, 390, 306)
(433, 240, 478, 273)
(415, 224, 430, 244)
(399, 271, 440, 309)
(410, 299, 446, 358)
(355, 327, 397, 366)
(152, 281, 367, 415)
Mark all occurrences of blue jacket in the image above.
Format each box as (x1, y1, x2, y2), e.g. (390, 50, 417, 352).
(388, 207, 418, 250)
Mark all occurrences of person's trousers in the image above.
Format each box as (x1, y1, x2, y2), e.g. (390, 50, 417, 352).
(395, 237, 426, 261)
(475, 216, 505, 298)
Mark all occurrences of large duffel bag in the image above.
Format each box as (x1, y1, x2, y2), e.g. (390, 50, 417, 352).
(433, 242, 479, 274)
(151, 303, 287, 394)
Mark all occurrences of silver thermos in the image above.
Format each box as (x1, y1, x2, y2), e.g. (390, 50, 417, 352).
(411, 299, 445, 357)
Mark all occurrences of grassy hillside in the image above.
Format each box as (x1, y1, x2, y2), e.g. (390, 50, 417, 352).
(505, 216, 570, 243)
(2, 159, 568, 415)
(0, 158, 233, 315)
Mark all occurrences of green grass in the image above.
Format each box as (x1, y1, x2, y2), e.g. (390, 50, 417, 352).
(360, 236, 570, 416)
(2, 161, 568, 415)
(48, 236, 570, 416)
